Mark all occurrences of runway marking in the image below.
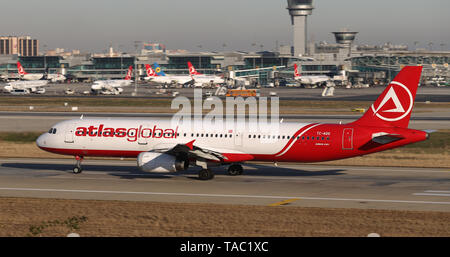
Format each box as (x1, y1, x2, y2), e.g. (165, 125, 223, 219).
(268, 198, 300, 206)
(413, 190, 450, 197)
(0, 187, 450, 206)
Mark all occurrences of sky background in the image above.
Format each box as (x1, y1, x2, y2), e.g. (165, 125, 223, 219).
(1, 0, 449, 53)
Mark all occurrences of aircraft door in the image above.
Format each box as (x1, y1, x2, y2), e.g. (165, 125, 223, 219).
(64, 123, 76, 143)
(342, 128, 353, 150)
(234, 131, 243, 146)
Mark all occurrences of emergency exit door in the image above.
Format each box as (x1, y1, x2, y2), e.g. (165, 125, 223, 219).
(342, 128, 353, 150)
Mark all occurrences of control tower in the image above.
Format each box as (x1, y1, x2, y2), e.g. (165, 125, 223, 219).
(332, 30, 358, 56)
(286, 0, 314, 57)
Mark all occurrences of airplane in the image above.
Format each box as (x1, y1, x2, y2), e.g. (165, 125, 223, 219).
(3, 79, 48, 94)
(187, 61, 225, 86)
(293, 63, 330, 85)
(144, 63, 194, 86)
(36, 66, 429, 180)
(17, 61, 44, 80)
(46, 72, 66, 83)
(91, 66, 133, 95)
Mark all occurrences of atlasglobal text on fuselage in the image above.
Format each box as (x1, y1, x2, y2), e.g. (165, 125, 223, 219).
(36, 66, 429, 180)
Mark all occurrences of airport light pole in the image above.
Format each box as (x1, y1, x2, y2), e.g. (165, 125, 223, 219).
(134, 41, 141, 96)
(197, 45, 202, 71)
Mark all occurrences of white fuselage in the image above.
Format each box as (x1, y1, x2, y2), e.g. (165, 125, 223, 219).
(191, 75, 224, 85)
(47, 74, 66, 82)
(295, 75, 329, 85)
(36, 118, 310, 158)
(91, 80, 133, 92)
(3, 80, 48, 93)
(21, 73, 44, 80)
(145, 75, 193, 85)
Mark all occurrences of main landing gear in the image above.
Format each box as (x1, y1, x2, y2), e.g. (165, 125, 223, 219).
(73, 156, 83, 174)
(198, 169, 214, 180)
(228, 164, 244, 176)
(196, 160, 215, 180)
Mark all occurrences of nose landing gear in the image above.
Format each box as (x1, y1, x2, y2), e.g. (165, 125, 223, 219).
(73, 156, 83, 174)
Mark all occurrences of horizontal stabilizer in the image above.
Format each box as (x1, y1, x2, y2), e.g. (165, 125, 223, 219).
(371, 132, 404, 145)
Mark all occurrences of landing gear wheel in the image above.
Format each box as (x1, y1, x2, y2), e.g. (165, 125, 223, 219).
(73, 156, 83, 174)
(73, 166, 82, 174)
(228, 164, 243, 176)
(198, 169, 214, 180)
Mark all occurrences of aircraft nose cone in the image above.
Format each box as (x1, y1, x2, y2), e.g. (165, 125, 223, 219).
(36, 133, 47, 148)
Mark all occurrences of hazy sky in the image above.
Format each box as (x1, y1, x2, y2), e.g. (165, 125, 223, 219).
(1, 0, 449, 52)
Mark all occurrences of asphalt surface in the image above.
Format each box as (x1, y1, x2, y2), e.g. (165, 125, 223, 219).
(0, 158, 448, 212)
(1, 84, 450, 101)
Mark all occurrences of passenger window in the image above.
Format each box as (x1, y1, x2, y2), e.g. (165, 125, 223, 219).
(311, 136, 314, 140)
(327, 137, 330, 140)
(307, 136, 309, 140)
(322, 137, 324, 140)
(282, 136, 285, 139)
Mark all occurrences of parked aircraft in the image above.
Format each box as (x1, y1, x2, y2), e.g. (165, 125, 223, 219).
(293, 63, 330, 85)
(91, 66, 133, 95)
(144, 63, 193, 86)
(187, 61, 224, 86)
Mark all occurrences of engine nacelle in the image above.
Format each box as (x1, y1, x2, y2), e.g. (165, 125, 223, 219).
(137, 152, 188, 173)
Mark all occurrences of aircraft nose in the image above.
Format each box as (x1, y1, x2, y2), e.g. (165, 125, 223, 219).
(36, 133, 48, 148)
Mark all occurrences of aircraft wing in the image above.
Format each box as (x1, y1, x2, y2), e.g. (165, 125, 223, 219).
(150, 140, 253, 163)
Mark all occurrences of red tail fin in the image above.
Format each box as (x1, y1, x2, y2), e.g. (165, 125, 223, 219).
(145, 64, 157, 77)
(294, 63, 300, 77)
(188, 61, 202, 75)
(124, 66, 133, 80)
(17, 61, 28, 75)
(352, 66, 423, 128)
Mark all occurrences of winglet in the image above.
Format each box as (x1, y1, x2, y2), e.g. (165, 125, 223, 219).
(185, 140, 196, 150)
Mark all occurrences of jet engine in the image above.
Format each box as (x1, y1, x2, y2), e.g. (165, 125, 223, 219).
(137, 152, 188, 173)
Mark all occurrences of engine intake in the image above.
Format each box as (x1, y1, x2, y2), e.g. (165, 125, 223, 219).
(137, 152, 188, 173)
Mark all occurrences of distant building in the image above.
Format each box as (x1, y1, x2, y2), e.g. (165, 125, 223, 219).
(0, 36, 39, 56)
(141, 43, 166, 54)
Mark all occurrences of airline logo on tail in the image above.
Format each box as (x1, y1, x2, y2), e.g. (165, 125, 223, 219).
(371, 81, 413, 122)
(124, 66, 133, 80)
(188, 61, 202, 75)
(145, 64, 158, 77)
(294, 63, 300, 77)
(353, 66, 422, 128)
(153, 63, 166, 76)
(17, 62, 28, 75)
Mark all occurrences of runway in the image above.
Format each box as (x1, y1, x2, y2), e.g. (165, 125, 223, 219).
(0, 158, 448, 212)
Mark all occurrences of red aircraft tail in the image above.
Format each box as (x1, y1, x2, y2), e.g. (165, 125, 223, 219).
(17, 61, 28, 75)
(124, 66, 133, 80)
(145, 64, 158, 77)
(352, 66, 423, 128)
(188, 61, 202, 75)
(293, 63, 300, 77)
